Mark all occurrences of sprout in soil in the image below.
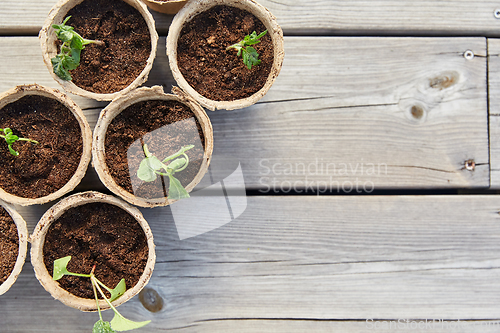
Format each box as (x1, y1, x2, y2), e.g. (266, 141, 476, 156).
(226, 30, 268, 70)
(53, 256, 150, 333)
(0, 128, 39, 156)
(51, 16, 104, 81)
(137, 144, 194, 200)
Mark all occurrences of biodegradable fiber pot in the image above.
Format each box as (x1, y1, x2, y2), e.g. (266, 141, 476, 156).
(0, 200, 28, 296)
(39, 0, 159, 101)
(140, 0, 187, 14)
(166, 0, 285, 111)
(30, 191, 156, 311)
(0, 84, 92, 206)
(92, 85, 214, 208)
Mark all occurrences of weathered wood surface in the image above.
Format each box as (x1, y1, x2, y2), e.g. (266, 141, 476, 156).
(488, 39, 500, 189)
(3, 0, 500, 36)
(0, 36, 489, 190)
(2, 196, 500, 332)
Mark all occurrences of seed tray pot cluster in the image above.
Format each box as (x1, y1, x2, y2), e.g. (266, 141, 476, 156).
(1, 0, 283, 329)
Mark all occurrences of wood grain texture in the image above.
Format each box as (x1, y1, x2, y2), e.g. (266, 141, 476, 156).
(0, 36, 489, 190)
(0, 0, 173, 36)
(210, 37, 489, 190)
(2, 0, 500, 36)
(2, 195, 500, 332)
(488, 39, 500, 188)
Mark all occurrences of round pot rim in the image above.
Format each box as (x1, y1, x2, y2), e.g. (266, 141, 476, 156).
(30, 191, 156, 312)
(141, 0, 187, 13)
(146, 0, 186, 4)
(166, 0, 285, 111)
(92, 85, 214, 208)
(0, 84, 92, 206)
(0, 200, 29, 296)
(39, 0, 159, 101)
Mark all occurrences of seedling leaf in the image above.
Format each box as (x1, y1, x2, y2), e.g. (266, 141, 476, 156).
(52, 56, 72, 81)
(168, 174, 190, 200)
(242, 47, 260, 70)
(53, 256, 72, 280)
(93, 320, 116, 333)
(110, 313, 150, 332)
(137, 156, 163, 182)
(167, 157, 187, 173)
(226, 30, 267, 69)
(109, 279, 126, 302)
(0, 127, 39, 156)
(137, 144, 194, 200)
(51, 16, 103, 80)
(71, 36, 83, 51)
(8, 145, 19, 156)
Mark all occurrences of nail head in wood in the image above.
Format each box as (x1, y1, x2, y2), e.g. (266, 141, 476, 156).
(465, 159, 475, 171)
(464, 50, 474, 60)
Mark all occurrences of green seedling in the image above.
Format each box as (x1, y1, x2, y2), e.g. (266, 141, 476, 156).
(51, 16, 104, 81)
(53, 256, 150, 333)
(226, 30, 267, 69)
(137, 144, 194, 200)
(0, 128, 38, 156)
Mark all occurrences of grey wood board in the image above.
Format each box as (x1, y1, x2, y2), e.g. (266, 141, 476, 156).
(488, 39, 500, 189)
(207, 37, 489, 190)
(0, 36, 490, 190)
(2, 195, 500, 331)
(3, 0, 500, 36)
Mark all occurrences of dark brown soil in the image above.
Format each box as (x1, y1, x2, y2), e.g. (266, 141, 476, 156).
(0, 95, 82, 199)
(105, 100, 205, 199)
(0, 206, 18, 286)
(43, 202, 148, 299)
(177, 5, 274, 101)
(65, 0, 151, 94)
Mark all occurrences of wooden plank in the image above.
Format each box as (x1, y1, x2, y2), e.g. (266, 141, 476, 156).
(0, 36, 172, 114)
(0, 1, 173, 36)
(3, 195, 500, 331)
(488, 39, 500, 188)
(211, 37, 489, 190)
(0, 37, 489, 190)
(3, 1, 500, 36)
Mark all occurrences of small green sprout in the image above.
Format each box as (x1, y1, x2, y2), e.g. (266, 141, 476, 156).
(51, 16, 104, 81)
(226, 30, 267, 69)
(137, 144, 194, 200)
(0, 128, 38, 156)
(53, 256, 150, 333)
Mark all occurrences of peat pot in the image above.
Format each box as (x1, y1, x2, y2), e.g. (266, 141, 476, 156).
(166, 0, 284, 111)
(0, 200, 28, 296)
(30, 191, 156, 311)
(0, 84, 91, 206)
(39, 0, 159, 101)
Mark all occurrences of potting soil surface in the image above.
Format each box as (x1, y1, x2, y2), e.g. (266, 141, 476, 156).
(177, 5, 274, 101)
(105, 99, 206, 200)
(0, 94, 82, 199)
(43, 202, 148, 299)
(65, 0, 151, 94)
(0, 207, 18, 286)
